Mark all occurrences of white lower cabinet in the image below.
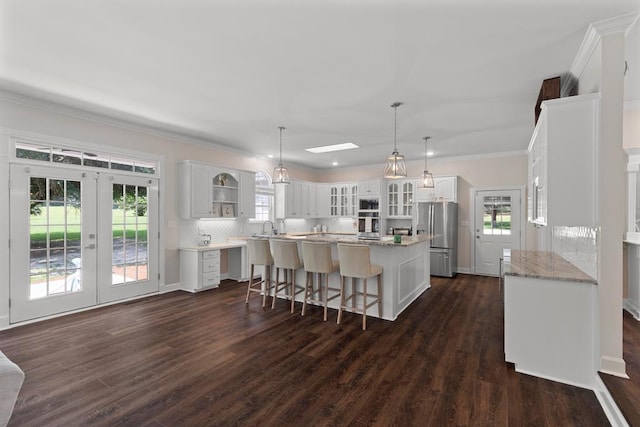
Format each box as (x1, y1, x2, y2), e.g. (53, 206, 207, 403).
(504, 274, 597, 389)
(180, 249, 221, 291)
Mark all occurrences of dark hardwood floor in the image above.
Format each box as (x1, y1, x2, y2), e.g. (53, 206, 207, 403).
(600, 310, 640, 426)
(0, 275, 610, 426)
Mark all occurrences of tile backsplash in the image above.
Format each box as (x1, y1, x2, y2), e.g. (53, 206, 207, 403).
(180, 217, 357, 246)
(552, 225, 598, 280)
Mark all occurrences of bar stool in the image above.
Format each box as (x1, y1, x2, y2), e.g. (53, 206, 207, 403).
(301, 241, 341, 321)
(270, 239, 305, 313)
(245, 238, 274, 307)
(336, 243, 383, 330)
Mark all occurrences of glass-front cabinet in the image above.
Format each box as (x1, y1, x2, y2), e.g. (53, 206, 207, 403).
(387, 179, 414, 218)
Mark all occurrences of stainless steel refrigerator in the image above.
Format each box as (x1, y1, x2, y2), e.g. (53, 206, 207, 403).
(415, 201, 458, 277)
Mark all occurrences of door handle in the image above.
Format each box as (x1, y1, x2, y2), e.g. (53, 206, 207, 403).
(85, 243, 96, 249)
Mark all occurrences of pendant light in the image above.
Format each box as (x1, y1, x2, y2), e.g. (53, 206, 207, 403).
(418, 136, 434, 188)
(383, 102, 408, 179)
(273, 126, 290, 184)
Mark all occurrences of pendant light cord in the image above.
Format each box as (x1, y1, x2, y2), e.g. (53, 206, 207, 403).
(423, 136, 430, 170)
(391, 102, 402, 152)
(278, 126, 285, 164)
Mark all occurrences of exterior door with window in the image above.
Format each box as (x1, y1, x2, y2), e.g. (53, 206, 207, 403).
(9, 165, 98, 322)
(97, 174, 159, 303)
(474, 189, 522, 276)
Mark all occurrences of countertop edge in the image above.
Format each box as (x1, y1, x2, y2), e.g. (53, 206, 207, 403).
(503, 250, 597, 284)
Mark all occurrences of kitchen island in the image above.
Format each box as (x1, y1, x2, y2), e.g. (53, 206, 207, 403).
(254, 233, 433, 322)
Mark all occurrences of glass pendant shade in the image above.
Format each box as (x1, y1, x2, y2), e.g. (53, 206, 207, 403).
(384, 150, 407, 179)
(273, 164, 290, 184)
(273, 126, 290, 184)
(383, 102, 407, 179)
(419, 170, 434, 188)
(418, 136, 434, 188)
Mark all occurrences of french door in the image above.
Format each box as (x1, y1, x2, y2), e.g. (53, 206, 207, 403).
(97, 174, 158, 304)
(474, 189, 522, 276)
(9, 165, 158, 323)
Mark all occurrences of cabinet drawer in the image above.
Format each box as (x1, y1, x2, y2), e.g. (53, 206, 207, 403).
(202, 250, 219, 260)
(202, 272, 220, 288)
(202, 258, 220, 274)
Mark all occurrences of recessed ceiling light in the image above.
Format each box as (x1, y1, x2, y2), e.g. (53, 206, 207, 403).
(267, 154, 274, 158)
(305, 142, 359, 154)
(332, 162, 338, 166)
(427, 151, 435, 156)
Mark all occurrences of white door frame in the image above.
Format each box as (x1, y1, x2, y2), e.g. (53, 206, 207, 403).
(2, 130, 165, 326)
(470, 186, 526, 275)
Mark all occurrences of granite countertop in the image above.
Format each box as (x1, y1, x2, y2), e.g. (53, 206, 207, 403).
(504, 250, 597, 284)
(254, 233, 434, 247)
(179, 241, 246, 251)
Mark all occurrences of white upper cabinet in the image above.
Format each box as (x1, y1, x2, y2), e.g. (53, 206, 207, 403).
(275, 180, 319, 219)
(527, 94, 598, 227)
(358, 180, 381, 196)
(386, 179, 415, 218)
(415, 175, 458, 203)
(316, 184, 330, 218)
(179, 160, 255, 219)
(180, 161, 214, 218)
(238, 171, 256, 218)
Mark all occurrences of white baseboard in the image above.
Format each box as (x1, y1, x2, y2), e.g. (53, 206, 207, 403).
(160, 281, 183, 293)
(600, 356, 629, 379)
(594, 374, 629, 427)
(0, 314, 9, 331)
(455, 267, 472, 274)
(623, 298, 640, 320)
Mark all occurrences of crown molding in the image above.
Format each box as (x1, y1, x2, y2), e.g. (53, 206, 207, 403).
(561, 12, 640, 97)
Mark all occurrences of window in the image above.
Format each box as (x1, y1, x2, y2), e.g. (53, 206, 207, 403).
(15, 140, 158, 175)
(483, 196, 512, 235)
(254, 171, 273, 222)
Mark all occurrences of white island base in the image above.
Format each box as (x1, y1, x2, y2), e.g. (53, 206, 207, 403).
(259, 235, 431, 322)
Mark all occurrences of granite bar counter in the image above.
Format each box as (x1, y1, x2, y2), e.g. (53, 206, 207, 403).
(504, 249, 596, 283)
(503, 249, 598, 389)
(251, 233, 435, 322)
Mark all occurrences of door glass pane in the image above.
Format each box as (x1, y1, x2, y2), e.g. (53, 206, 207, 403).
(112, 184, 149, 286)
(29, 177, 83, 299)
(482, 196, 512, 235)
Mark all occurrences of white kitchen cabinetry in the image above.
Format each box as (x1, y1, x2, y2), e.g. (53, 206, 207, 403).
(180, 249, 221, 291)
(386, 179, 415, 218)
(238, 171, 256, 218)
(358, 180, 381, 196)
(179, 161, 215, 218)
(316, 184, 330, 218)
(179, 161, 256, 219)
(415, 176, 458, 203)
(302, 182, 317, 218)
(339, 184, 351, 217)
(527, 94, 598, 226)
(349, 183, 358, 216)
(504, 273, 597, 389)
(327, 183, 356, 217)
(276, 180, 318, 219)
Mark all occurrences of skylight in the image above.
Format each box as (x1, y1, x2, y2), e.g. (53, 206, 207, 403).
(305, 142, 359, 154)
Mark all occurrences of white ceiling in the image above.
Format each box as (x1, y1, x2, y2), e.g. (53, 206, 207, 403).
(1, 0, 639, 170)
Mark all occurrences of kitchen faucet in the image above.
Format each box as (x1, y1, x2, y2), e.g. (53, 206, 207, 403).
(261, 220, 275, 235)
